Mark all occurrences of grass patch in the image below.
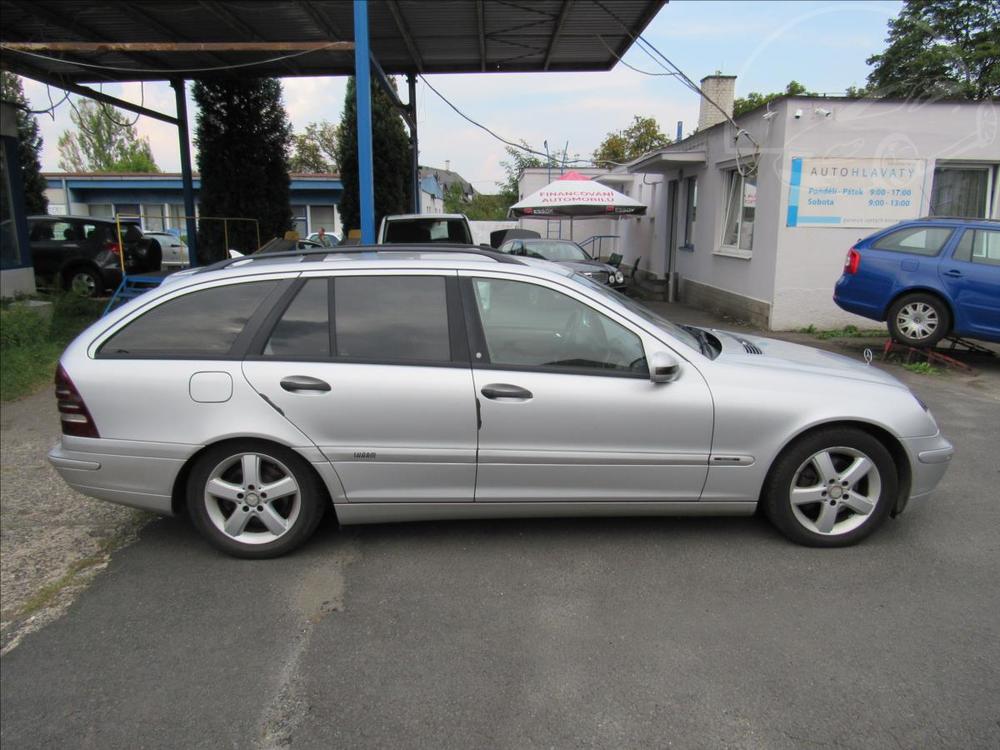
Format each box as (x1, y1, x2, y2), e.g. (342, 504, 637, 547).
(901, 361, 941, 375)
(798, 324, 886, 340)
(1, 293, 105, 401)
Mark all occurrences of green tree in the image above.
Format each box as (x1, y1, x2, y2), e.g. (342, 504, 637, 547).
(497, 143, 545, 208)
(442, 182, 465, 213)
(193, 78, 293, 261)
(866, 0, 999, 99)
(0, 73, 48, 214)
(290, 120, 339, 173)
(335, 76, 412, 233)
(592, 115, 671, 168)
(732, 81, 813, 118)
(57, 100, 159, 172)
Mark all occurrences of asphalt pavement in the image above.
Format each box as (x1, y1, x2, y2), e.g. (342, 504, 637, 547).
(2, 309, 998, 749)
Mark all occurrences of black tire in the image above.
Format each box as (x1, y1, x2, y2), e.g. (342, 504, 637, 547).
(887, 293, 950, 348)
(762, 427, 897, 547)
(132, 239, 162, 273)
(186, 440, 326, 558)
(62, 266, 103, 297)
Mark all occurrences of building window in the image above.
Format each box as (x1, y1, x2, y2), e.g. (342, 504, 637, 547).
(721, 169, 756, 255)
(142, 204, 165, 232)
(115, 203, 140, 221)
(88, 204, 113, 219)
(291, 205, 307, 238)
(309, 205, 338, 236)
(683, 176, 697, 249)
(930, 165, 991, 218)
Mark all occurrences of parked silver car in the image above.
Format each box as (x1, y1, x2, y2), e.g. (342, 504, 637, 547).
(49, 246, 953, 557)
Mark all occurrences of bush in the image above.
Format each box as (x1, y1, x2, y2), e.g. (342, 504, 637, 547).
(0, 306, 47, 350)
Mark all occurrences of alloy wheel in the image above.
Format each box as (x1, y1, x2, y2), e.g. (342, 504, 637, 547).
(203, 452, 301, 545)
(788, 446, 882, 536)
(70, 272, 97, 296)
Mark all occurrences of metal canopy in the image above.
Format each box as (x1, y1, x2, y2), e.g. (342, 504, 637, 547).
(0, 0, 666, 83)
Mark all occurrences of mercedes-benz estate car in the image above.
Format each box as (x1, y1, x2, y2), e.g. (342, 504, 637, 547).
(49, 246, 953, 557)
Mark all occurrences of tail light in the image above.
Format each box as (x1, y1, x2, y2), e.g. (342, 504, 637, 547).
(103, 241, 121, 255)
(55, 365, 100, 438)
(844, 247, 861, 275)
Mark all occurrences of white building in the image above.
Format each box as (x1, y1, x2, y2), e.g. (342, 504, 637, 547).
(618, 78, 1000, 329)
(518, 78, 1000, 330)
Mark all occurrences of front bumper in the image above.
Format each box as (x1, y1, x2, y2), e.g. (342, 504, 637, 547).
(897, 431, 955, 512)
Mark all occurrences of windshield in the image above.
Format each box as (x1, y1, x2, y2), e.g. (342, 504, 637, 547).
(572, 274, 703, 353)
(522, 240, 591, 262)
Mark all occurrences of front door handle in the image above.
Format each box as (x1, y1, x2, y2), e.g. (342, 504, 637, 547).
(280, 375, 331, 393)
(942, 269, 963, 278)
(481, 383, 533, 400)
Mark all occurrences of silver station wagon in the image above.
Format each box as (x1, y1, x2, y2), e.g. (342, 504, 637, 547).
(49, 246, 954, 557)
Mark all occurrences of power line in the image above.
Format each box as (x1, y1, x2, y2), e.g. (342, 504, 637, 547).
(0, 42, 346, 75)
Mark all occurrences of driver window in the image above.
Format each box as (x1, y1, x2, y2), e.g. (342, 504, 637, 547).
(472, 278, 647, 375)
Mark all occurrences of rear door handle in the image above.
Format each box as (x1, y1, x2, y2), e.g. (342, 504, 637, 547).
(280, 375, 331, 393)
(481, 383, 533, 400)
(943, 269, 963, 278)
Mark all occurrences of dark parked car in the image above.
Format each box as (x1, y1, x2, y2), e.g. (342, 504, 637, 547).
(27, 216, 161, 296)
(498, 238, 626, 290)
(833, 217, 1000, 347)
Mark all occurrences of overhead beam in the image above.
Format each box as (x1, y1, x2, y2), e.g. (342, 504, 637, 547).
(113, 5, 234, 71)
(6, 62, 179, 125)
(9, 0, 165, 71)
(386, 0, 424, 72)
(2, 41, 356, 53)
(543, 0, 574, 71)
(476, 0, 487, 72)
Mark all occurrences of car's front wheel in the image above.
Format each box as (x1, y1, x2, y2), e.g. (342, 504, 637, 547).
(887, 293, 950, 347)
(763, 428, 897, 547)
(186, 440, 326, 558)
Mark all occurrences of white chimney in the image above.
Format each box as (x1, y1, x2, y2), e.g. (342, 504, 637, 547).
(445, 160, 450, 171)
(697, 74, 736, 130)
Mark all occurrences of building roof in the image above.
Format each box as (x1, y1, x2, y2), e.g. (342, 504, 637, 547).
(42, 171, 340, 179)
(419, 165, 475, 197)
(0, 0, 666, 82)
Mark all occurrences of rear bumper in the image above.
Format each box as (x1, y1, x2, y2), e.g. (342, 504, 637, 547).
(48, 437, 196, 515)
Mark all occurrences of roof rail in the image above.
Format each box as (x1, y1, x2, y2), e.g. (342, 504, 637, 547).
(198, 243, 524, 273)
(914, 216, 1000, 223)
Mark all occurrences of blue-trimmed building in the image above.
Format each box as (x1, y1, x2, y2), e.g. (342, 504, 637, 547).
(42, 172, 343, 238)
(1, 101, 34, 297)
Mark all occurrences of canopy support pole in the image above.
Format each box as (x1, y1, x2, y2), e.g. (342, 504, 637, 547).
(171, 78, 198, 266)
(354, 0, 375, 243)
(407, 73, 419, 213)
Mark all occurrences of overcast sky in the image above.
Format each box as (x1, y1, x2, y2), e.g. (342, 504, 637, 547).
(22, 0, 903, 192)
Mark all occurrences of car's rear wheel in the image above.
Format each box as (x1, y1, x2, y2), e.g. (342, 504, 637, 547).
(63, 267, 102, 297)
(186, 440, 325, 558)
(763, 427, 897, 547)
(887, 293, 950, 348)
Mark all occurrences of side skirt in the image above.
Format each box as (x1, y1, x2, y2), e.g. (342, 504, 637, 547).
(334, 501, 756, 526)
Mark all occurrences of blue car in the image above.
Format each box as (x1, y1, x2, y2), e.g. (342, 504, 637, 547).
(834, 217, 1000, 347)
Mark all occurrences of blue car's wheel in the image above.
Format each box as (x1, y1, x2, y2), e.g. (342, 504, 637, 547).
(887, 293, 950, 348)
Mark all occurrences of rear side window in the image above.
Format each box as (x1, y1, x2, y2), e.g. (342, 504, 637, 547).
(265, 279, 330, 358)
(953, 229, 1000, 266)
(872, 226, 952, 256)
(334, 276, 450, 362)
(99, 280, 278, 357)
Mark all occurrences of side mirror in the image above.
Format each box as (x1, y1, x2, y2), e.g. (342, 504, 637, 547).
(649, 350, 681, 384)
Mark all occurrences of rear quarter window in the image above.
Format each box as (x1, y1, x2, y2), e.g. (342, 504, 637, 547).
(953, 229, 1000, 266)
(98, 280, 279, 358)
(872, 226, 953, 257)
